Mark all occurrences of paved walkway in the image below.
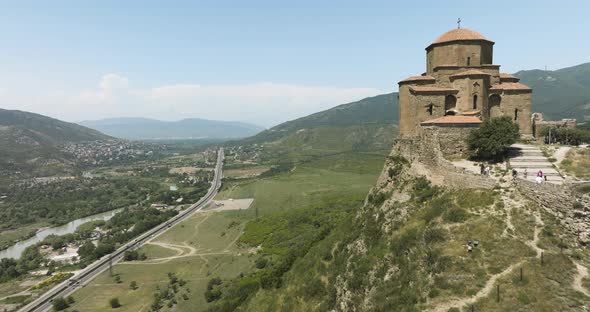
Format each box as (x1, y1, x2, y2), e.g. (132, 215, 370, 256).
(507, 144, 564, 185)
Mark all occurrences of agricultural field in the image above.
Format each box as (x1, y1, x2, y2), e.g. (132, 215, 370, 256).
(68, 149, 388, 311)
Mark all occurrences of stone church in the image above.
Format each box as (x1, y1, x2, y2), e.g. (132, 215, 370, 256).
(398, 27, 533, 139)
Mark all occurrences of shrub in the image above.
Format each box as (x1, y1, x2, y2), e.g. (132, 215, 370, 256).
(467, 116, 520, 161)
(129, 280, 137, 290)
(66, 296, 75, 304)
(52, 297, 69, 311)
(109, 297, 121, 308)
(443, 208, 468, 223)
(255, 257, 268, 269)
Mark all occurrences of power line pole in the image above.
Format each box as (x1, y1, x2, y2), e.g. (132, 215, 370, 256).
(109, 254, 113, 276)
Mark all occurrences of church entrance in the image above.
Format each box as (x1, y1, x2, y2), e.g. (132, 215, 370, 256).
(444, 95, 457, 115)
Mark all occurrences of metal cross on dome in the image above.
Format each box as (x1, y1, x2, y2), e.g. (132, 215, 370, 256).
(457, 18, 461, 29)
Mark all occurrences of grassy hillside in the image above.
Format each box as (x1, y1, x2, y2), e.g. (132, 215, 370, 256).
(237, 151, 590, 311)
(80, 117, 264, 140)
(0, 109, 112, 176)
(0, 109, 111, 143)
(237, 93, 398, 145)
(515, 62, 590, 122)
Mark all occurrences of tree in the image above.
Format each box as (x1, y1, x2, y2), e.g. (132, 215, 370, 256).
(467, 116, 520, 161)
(109, 297, 121, 308)
(66, 296, 75, 304)
(129, 280, 137, 290)
(52, 297, 69, 311)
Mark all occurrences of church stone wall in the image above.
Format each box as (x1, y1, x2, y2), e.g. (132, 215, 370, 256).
(495, 92, 533, 135)
(450, 77, 489, 112)
(409, 93, 446, 134)
(427, 41, 493, 73)
(398, 85, 413, 137)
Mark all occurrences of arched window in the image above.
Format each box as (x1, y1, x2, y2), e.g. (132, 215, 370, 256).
(427, 104, 433, 115)
(514, 109, 519, 121)
(473, 95, 478, 110)
(467, 57, 471, 66)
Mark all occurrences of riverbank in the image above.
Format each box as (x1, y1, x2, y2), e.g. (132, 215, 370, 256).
(0, 209, 123, 260)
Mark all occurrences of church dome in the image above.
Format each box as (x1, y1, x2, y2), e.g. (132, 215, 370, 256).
(430, 28, 493, 46)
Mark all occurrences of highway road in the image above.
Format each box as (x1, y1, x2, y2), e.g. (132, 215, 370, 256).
(20, 148, 224, 312)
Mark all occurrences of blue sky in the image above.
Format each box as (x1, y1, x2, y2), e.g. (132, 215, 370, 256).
(0, 0, 588, 126)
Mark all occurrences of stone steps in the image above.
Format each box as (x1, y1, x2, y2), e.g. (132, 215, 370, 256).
(508, 144, 565, 185)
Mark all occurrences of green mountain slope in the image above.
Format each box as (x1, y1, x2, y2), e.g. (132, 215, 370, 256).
(79, 117, 264, 140)
(515, 62, 590, 122)
(0, 109, 112, 175)
(234, 93, 398, 154)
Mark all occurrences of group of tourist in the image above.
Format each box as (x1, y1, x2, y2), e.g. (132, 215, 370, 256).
(512, 168, 547, 184)
(479, 163, 491, 176)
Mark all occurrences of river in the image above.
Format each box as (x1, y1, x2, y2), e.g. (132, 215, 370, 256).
(0, 209, 123, 260)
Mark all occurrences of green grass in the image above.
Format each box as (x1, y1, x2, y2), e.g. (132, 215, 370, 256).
(69, 211, 256, 312)
(560, 148, 590, 179)
(469, 255, 584, 312)
(217, 152, 385, 217)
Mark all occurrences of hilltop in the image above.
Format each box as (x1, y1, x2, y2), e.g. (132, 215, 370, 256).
(516, 62, 590, 122)
(79, 117, 264, 140)
(0, 109, 112, 176)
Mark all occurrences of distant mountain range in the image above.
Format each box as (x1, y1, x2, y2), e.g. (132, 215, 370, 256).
(516, 62, 590, 122)
(79, 117, 265, 140)
(2, 62, 589, 177)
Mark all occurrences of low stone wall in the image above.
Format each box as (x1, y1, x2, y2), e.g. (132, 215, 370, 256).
(421, 126, 473, 159)
(393, 137, 495, 190)
(515, 179, 590, 244)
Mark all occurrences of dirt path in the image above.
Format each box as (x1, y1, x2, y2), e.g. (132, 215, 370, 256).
(554, 146, 572, 165)
(573, 261, 590, 297)
(224, 232, 242, 252)
(193, 212, 212, 232)
(525, 210, 545, 258)
(430, 261, 525, 312)
(431, 186, 545, 311)
(121, 241, 197, 265)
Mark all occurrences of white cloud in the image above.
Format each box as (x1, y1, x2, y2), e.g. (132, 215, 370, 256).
(0, 74, 382, 127)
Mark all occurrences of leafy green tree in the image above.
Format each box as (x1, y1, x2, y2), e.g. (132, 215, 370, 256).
(66, 296, 75, 304)
(467, 116, 519, 160)
(540, 126, 590, 145)
(52, 297, 69, 311)
(129, 280, 138, 290)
